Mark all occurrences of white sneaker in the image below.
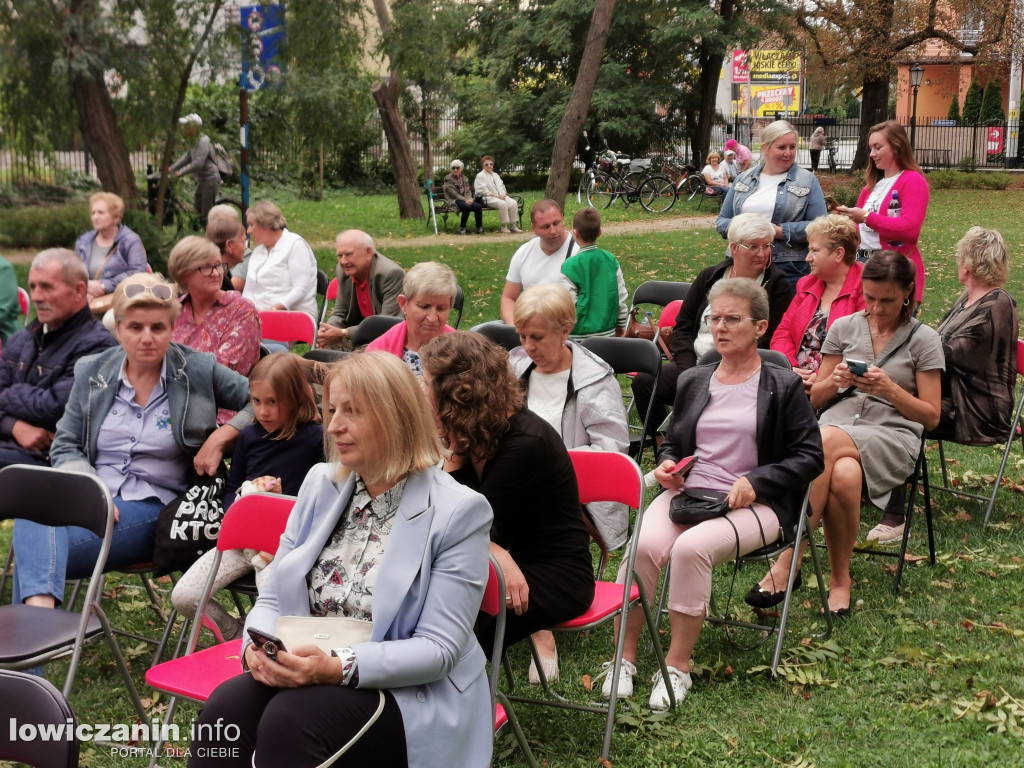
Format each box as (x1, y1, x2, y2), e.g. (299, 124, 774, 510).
(599, 659, 636, 699)
(866, 522, 905, 542)
(527, 650, 559, 685)
(649, 666, 691, 711)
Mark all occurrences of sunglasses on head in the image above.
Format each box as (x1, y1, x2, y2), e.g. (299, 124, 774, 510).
(123, 282, 174, 301)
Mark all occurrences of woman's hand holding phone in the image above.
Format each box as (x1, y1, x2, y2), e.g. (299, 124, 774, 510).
(654, 455, 697, 491)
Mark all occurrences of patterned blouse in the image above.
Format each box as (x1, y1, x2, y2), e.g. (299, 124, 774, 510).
(173, 291, 262, 376)
(307, 475, 406, 621)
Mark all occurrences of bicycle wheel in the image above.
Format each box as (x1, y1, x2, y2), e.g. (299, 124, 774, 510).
(587, 172, 617, 209)
(638, 175, 677, 213)
(683, 175, 703, 199)
(213, 196, 245, 218)
(828, 151, 837, 174)
(577, 171, 592, 204)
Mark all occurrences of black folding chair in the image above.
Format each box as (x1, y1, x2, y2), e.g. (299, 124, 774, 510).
(348, 314, 403, 347)
(629, 280, 692, 314)
(0, 669, 79, 768)
(0, 465, 148, 725)
(579, 336, 661, 463)
(470, 320, 521, 352)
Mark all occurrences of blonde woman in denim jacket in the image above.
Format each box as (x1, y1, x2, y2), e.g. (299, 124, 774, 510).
(716, 120, 827, 291)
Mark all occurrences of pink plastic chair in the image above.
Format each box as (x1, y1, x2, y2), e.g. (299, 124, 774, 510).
(144, 494, 295, 764)
(259, 310, 317, 347)
(507, 450, 675, 761)
(319, 278, 339, 324)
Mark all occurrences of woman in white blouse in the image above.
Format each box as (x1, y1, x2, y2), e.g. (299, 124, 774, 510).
(241, 200, 318, 323)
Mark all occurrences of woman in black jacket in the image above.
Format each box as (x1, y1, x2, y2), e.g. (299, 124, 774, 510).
(631, 213, 793, 439)
(600, 278, 821, 712)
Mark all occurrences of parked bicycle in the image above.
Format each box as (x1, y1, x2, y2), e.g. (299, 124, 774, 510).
(147, 171, 243, 248)
(662, 157, 703, 199)
(826, 137, 839, 174)
(585, 149, 677, 212)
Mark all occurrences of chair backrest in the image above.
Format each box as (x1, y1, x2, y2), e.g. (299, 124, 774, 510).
(258, 310, 317, 346)
(215, 493, 296, 554)
(326, 277, 339, 302)
(579, 336, 660, 379)
(567, 450, 643, 509)
(0, 670, 79, 768)
(451, 285, 465, 329)
(17, 286, 30, 321)
(697, 348, 793, 370)
(316, 269, 329, 298)
(658, 299, 683, 329)
(0, 465, 112, 539)
(349, 314, 404, 347)
(630, 280, 691, 311)
(470, 321, 521, 352)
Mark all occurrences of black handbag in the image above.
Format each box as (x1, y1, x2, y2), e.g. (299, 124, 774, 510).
(152, 469, 227, 576)
(668, 487, 730, 525)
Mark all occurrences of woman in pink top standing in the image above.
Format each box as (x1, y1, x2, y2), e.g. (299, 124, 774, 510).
(836, 120, 930, 304)
(366, 261, 457, 375)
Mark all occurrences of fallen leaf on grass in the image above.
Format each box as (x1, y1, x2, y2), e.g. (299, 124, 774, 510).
(975, 569, 999, 579)
(954, 511, 972, 522)
(582, 674, 594, 692)
(931, 579, 956, 589)
(903, 553, 928, 563)
(962, 620, 975, 632)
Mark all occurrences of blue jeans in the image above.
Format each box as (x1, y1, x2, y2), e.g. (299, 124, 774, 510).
(12, 495, 163, 605)
(774, 259, 811, 292)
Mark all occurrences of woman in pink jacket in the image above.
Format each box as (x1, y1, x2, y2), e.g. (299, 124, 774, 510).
(366, 261, 457, 374)
(836, 120, 930, 303)
(771, 214, 865, 391)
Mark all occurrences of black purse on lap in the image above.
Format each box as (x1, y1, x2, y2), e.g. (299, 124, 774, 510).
(668, 488, 730, 525)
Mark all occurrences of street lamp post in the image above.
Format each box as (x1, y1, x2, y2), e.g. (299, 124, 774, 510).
(909, 63, 924, 149)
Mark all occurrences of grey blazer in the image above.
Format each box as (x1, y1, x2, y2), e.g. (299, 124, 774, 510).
(326, 252, 404, 329)
(244, 464, 494, 768)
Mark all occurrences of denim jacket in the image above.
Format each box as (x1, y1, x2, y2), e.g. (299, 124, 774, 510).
(50, 342, 253, 475)
(715, 163, 827, 263)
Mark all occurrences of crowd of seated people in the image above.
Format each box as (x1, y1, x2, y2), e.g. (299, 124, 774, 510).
(2, 180, 1020, 766)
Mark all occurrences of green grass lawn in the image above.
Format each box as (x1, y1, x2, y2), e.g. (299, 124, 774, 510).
(3, 187, 1024, 768)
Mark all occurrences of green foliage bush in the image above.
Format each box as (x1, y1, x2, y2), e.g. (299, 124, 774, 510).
(946, 93, 960, 122)
(122, 209, 167, 275)
(980, 79, 1005, 124)
(0, 202, 89, 248)
(962, 78, 983, 123)
(926, 169, 1011, 189)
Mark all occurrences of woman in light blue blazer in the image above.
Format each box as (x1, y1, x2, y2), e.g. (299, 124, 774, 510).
(190, 352, 494, 768)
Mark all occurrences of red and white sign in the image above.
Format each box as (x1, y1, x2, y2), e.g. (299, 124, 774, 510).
(732, 50, 750, 83)
(987, 127, 1004, 156)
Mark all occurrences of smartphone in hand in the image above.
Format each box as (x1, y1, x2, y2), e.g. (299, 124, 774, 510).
(845, 359, 869, 377)
(248, 628, 286, 662)
(669, 455, 698, 477)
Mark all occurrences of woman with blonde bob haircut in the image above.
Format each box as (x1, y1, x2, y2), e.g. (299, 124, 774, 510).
(191, 350, 495, 768)
(509, 283, 629, 684)
(366, 261, 458, 373)
(74, 191, 148, 315)
(168, 235, 260, 380)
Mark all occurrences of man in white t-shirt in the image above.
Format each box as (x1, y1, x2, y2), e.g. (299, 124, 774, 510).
(499, 200, 575, 323)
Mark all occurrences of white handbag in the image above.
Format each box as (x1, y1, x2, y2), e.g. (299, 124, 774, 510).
(274, 615, 373, 654)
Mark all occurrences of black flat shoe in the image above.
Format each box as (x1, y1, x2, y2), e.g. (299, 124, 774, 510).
(822, 604, 851, 620)
(743, 572, 802, 609)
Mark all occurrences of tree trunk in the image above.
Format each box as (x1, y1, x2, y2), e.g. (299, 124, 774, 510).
(371, 0, 424, 219)
(694, 50, 726, 166)
(71, 75, 141, 208)
(853, 76, 889, 170)
(372, 78, 425, 219)
(544, 0, 617, 206)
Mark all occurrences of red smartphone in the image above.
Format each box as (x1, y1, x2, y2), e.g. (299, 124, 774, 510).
(669, 455, 698, 477)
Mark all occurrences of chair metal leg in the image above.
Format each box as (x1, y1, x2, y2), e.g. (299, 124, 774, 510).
(90, 601, 150, 729)
(495, 691, 540, 768)
(985, 395, 1024, 524)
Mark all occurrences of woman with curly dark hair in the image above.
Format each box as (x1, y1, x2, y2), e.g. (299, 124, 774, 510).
(421, 332, 594, 657)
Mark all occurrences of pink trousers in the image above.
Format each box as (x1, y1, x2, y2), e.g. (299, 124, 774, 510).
(618, 490, 781, 616)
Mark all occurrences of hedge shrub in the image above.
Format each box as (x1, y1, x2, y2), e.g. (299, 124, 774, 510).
(0, 203, 90, 249)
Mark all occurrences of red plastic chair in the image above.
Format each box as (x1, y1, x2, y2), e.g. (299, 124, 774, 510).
(259, 310, 317, 348)
(506, 450, 674, 761)
(319, 277, 339, 324)
(144, 494, 295, 763)
(17, 287, 29, 323)
(483, 556, 538, 767)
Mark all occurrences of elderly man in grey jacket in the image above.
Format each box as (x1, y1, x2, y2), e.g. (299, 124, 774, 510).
(169, 113, 222, 226)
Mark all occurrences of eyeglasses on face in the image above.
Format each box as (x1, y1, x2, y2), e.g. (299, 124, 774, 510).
(734, 242, 773, 254)
(708, 315, 756, 329)
(123, 282, 174, 301)
(483, 162, 494, 166)
(195, 262, 228, 277)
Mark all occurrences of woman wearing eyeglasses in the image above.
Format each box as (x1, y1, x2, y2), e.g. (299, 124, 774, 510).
(601, 278, 822, 710)
(631, 213, 793, 442)
(169, 236, 261, 379)
(11, 273, 253, 610)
